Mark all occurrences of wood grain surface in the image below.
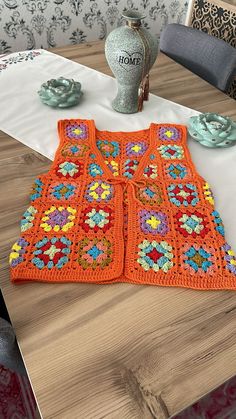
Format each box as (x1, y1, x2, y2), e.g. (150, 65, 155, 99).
(1, 42, 236, 419)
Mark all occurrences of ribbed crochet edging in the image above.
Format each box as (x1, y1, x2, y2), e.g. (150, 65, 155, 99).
(11, 269, 236, 290)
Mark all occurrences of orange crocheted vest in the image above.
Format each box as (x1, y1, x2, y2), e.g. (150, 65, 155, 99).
(9, 119, 236, 290)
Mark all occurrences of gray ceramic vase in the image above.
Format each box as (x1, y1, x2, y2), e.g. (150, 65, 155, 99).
(105, 10, 158, 114)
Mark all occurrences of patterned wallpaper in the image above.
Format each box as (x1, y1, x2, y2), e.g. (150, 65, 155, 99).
(0, 0, 189, 53)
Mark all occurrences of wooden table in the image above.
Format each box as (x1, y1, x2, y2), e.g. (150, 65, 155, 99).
(1, 41, 236, 419)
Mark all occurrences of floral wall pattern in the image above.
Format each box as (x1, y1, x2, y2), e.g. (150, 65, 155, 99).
(0, 0, 189, 53)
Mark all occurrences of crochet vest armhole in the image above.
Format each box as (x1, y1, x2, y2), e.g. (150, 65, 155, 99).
(29, 120, 67, 185)
(47, 119, 70, 171)
(56, 119, 67, 156)
(181, 124, 206, 183)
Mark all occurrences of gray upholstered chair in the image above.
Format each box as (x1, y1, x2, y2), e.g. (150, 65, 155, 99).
(185, 0, 236, 99)
(160, 23, 236, 94)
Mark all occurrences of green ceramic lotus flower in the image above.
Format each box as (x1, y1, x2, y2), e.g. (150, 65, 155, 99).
(188, 113, 236, 148)
(38, 77, 83, 108)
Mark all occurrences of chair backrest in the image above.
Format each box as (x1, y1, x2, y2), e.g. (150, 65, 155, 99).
(186, 0, 236, 99)
(186, 0, 236, 47)
(160, 23, 236, 93)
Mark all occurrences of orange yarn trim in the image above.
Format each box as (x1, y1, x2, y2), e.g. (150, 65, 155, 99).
(9, 119, 236, 290)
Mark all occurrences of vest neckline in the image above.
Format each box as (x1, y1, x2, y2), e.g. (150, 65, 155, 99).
(88, 120, 157, 181)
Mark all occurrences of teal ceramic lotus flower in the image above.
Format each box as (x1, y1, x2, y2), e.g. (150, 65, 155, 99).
(38, 77, 83, 108)
(188, 113, 236, 148)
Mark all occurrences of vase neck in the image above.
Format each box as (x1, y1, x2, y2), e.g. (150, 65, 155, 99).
(122, 10, 145, 29)
(127, 20, 141, 29)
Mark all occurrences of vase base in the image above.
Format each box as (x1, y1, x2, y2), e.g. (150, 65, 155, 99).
(112, 98, 138, 114)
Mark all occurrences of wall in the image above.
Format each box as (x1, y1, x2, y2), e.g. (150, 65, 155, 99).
(0, 0, 189, 53)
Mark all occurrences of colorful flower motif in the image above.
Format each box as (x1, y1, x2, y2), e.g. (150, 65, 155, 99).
(211, 210, 225, 236)
(105, 160, 119, 176)
(167, 184, 199, 207)
(80, 205, 113, 232)
(203, 182, 215, 205)
(222, 243, 236, 275)
(139, 210, 168, 235)
(166, 163, 188, 180)
(174, 210, 210, 238)
(77, 237, 112, 269)
(158, 126, 181, 141)
(32, 237, 71, 269)
(9, 238, 29, 268)
(61, 142, 88, 158)
(137, 240, 173, 272)
(56, 161, 83, 178)
(126, 142, 148, 157)
(159, 145, 184, 160)
(143, 164, 158, 179)
(40, 206, 76, 232)
(30, 178, 43, 201)
(88, 163, 104, 178)
(49, 182, 77, 201)
(65, 122, 88, 140)
(182, 244, 215, 275)
(85, 180, 114, 202)
(123, 159, 139, 178)
(21, 206, 37, 232)
(137, 183, 163, 206)
(96, 140, 119, 158)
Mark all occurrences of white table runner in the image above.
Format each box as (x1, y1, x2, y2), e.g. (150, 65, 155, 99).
(0, 49, 236, 250)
